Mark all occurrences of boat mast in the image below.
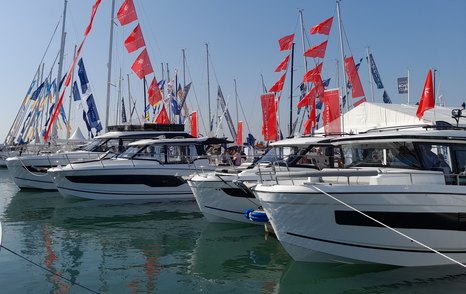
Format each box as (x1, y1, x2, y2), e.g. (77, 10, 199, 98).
(182, 49, 186, 87)
(299, 10, 309, 74)
(206, 43, 211, 133)
(52, 0, 68, 143)
(67, 45, 77, 138)
(105, 0, 116, 130)
(336, 0, 347, 133)
(288, 43, 295, 138)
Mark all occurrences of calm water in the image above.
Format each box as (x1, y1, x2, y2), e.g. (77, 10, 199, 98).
(1, 169, 466, 293)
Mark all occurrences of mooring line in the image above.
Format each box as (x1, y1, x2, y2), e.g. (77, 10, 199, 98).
(312, 185, 466, 268)
(0, 245, 101, 294)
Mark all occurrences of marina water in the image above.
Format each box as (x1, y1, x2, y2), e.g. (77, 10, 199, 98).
(0, 169, 466, 293)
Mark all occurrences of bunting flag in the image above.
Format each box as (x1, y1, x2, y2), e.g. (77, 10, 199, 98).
(297, 79, 324, 109)
(124, 24, 145, 53)
(45, 0, 102, 141)
(30, 82, 45, 101)
(303, 40, 328, 58)
(155, 104, 170, 124)
(178, 82, 192, 113)
(269, 73, 286, 93)
(368, 53, 384, 89)
(274, 55, 290, 72)
(322, 89, 341, 135)
(190, 111, 198, 137)
(416, 69, 434, 119)
(86, 94, 102, 132)
(117, 0, 137, 26)
(303, 95, 317, 135)
(131, 48, 153, 79)
(72, 81, 81, 101)
(236, 121, 243, 146)
(344, 56, 365, 98)
(78, 58, 89, 93)
(147, 77, 162, 106)
(303, 63, 323, 83)
(260, 93, 278, 141)
(278, 34, 294, 51)
(310, 16, 334, 35)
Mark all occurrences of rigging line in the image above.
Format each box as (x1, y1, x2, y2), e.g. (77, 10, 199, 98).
(311, 185, 466, 269)
(237, 91, 251, 134)
(37, 19, 61, 76)
(185, 58, 208, 135)
(0, 245, 102, 294)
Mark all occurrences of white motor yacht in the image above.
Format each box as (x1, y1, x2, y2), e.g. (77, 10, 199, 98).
(188, 136, 335, 224)
(6, 127, 192, 190)
(48, 137, 228, 201)
(253, 126, 466, 266)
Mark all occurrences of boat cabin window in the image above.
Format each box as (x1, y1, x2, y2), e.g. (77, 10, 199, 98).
(256, 146, 294, 164)
(167, 144, 192, 163)
(289, 145, 338, 169)
(416, 143, 452, 174)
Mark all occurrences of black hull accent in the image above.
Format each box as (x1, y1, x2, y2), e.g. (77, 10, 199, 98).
(65, 174, 185, 187)
(335, 211, 466, 231)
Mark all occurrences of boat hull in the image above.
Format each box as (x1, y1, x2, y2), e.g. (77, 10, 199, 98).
(254, 183, 466, 266)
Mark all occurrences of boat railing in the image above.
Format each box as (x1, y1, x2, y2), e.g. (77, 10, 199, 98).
(256, 160, 294, 184)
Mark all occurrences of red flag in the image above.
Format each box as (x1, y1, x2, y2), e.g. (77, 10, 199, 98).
(297, 79, 324, 109)
(304, 40, 328, 58)
(269, 73, 286, 93)
(303, 96, 316, 136)
(236, 121, 243, 146)
(416, 69, 434, 119)
(45, 0, 102, 141)
(191, 111, 198, 137)
(148, 77, 162, 106)
(322, 89, 341, 135)
(131, 48, 153, 79)
(117, 0, 137, 26)
(303, 63, 323, 83)
(278, 34, 295, 51)
(155, 105, 170, 124)
(261, 93, 278, 141)
(344, 56, 365, 98)
(124, 24, 145, 53)
(274, 55, 290, 72)
(310, 17, 334, 35)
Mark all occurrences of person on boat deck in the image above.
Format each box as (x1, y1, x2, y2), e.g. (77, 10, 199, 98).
(396, 146, 418, 167)
(418, 144, 451, 173)
(232, 148, 242, 166)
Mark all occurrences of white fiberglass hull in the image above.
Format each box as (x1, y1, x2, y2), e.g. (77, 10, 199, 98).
(255, 182, 466, 267)
(188, 172, 261, 224)
(6, 152, 100, 190)
(49, 159, 216, 201)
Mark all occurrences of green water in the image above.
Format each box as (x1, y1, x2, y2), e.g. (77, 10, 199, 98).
(1, 169, 466, 293)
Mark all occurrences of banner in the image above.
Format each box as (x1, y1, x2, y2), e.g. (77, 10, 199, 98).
(322, 89, 341, 135)
(369, 53, 384, 89)
(397, 77, 408, 94)
(260, 93, 278, 141)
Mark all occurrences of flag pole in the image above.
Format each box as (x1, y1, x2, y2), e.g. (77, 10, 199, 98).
(143, 76, 147, 121)
(336, 0, 346, 133)
(105, 0, 116, 131)
(366, 47, 375, 102)
(289, 43, 295, 138)
(407, 69, 410, 104)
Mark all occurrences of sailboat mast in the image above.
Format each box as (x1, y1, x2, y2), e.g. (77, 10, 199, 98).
(67, 45, 77, 138)
(105, 0, 116, 130)
(52, 0, 68, 142)
(336, 0, 347, 132)
(182, 49, 186, 87)
(299, 10, 309, 73)
(206, 43, 211, 133)
(288, 43, 295, 138)
(234, 79, 239, 124)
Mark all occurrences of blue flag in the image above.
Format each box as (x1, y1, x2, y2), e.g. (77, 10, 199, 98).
(121, 98, 127, 123)
(58, 73, 67, 91)
(86, 94, 101, 132)
(72, 81, 81, 101)
(369, 53, 384, 89)
(30, 82, 45, 101)
(383, 90, 392, 104)
(82, 110, 91, 132)
(323, 78, 331, 88)
(78, 58, 89, 93)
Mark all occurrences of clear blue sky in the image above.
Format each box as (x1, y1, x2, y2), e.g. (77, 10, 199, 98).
(1, 0, 466, 142)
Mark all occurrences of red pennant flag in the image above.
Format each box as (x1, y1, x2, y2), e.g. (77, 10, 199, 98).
(236, 121, 243, 146)
(304, 40, 328, 58)
(278, 34, 295, 51)
(117, 0, 137, 26)
(269, 73, 286, 93)
(274, 55, 290, 72)
(344, 56, 365, 98)
(303, 96, 316, 135)
(131, 48, 153, 79)
(148, 77, 162, 106)
(310, 17, 334, 35)
(297, 78, 324, 109)
(124, 24, 145, 53)
(322, 89, 341, 135)
(155, 105, 170, 124)
(416, 69, 434, 119)
(84, 0, 102, 36)
(191, 111, 198, 137)
(261, 93, 278, 141)
(303, 63, 323, 83)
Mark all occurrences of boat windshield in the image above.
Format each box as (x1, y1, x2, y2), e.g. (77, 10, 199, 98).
(256, 146, 296, 164)
(78, 139, 105, 151)
(117, 143, 199, 163)
(342, 142, 422, 169)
